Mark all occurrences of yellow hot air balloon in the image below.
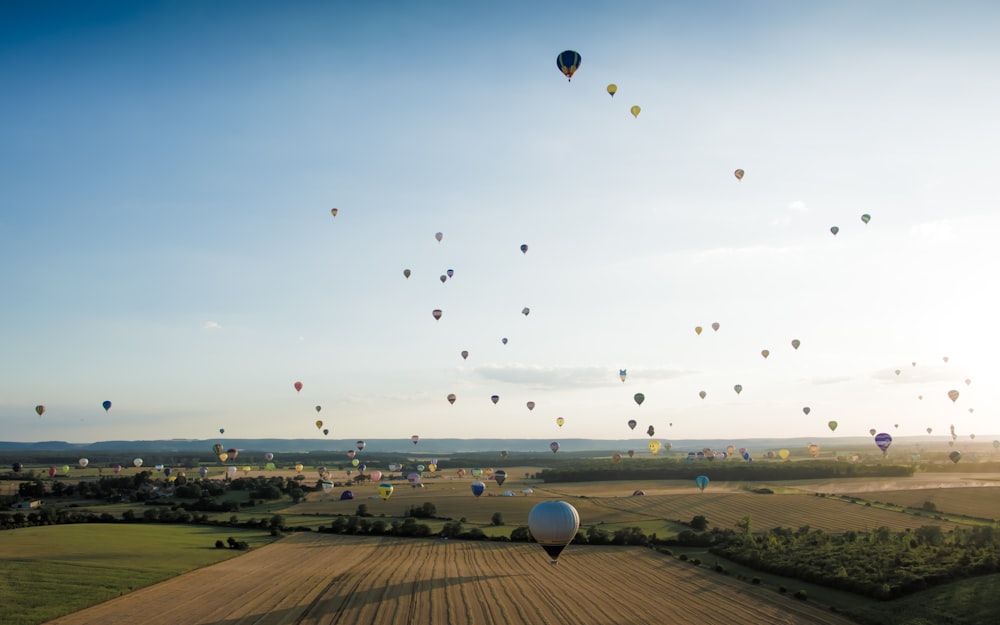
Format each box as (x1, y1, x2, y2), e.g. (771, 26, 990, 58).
(295, 463, 303, 473)
(607, 83, 617, 97)
(378, 483, 394, 500)
(315, 420, 323, 430)
(556, 417, 565, 427)
(695, 326, 703, 335)
(630, 105, 641, 118)
(218, 453, 228, 462)
(648, 440, 662, 454)
(778, 449, 790, 460)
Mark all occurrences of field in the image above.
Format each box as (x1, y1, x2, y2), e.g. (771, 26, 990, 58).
(0, 525, 275, 625)
(41, 533, 859, 625)
(838, 486, 1000, 521)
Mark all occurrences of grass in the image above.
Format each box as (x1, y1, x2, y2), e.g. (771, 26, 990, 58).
(0, 524, 277, 625)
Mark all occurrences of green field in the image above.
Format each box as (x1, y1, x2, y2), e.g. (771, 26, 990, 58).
(0, 524, 277, 625)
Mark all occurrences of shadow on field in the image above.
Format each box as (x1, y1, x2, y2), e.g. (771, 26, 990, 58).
(193, 573, 515, 625)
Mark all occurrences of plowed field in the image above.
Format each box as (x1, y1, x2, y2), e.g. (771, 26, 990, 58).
(840, 486, 1000, 521)
(43, 533, 858, 625)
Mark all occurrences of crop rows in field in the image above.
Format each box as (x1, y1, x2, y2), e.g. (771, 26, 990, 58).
(840, 486, 1000, 521)
(43, 533, 859, 625)
(591, 492, 961, 533)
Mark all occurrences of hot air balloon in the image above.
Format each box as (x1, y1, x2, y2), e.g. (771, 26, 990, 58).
(869, 428, 878, 436)
(407, 472, 421, 485)
(132, 458, 142, 468)
(447, 269, 454, 278)
(500, 451, 508, 459)
(778, 449, 790, 460)
(874, 432, 892, 456)
(634, 393, 645, 406)
(378, 483, 394, 500)
(35, 405, 45, 416)
(460, 350, 469, 360)
(411, 435, 420, 445)
(695, 326, 702, 335)
(347, 450, 356, 459)
(520, 244, 528, 253)
(78, 458, 89, 468)
(948, 389, 960, 403)
(895, 369, 901, 376)
(550, 442, 560, 453)
(926, 428, 933, 434)
(619, 369, 627, 382)
(965, 378, 972, 386)
(761, 349, 770, 359)
(627, 419, 637, 430)
(491, 395, 500, 405)
(828, 421, 838, 432)
(330, 208, 339, 217)
(630, 105, 641, 118)
(447, 393, 456, 405)
(315, 405, 322, 413)
(993, 440, 1000, 449)
(830, 226, 839, 235)
(791, 339, 801, 350)
(648, 440, 661, 454)
(501, 337, 508, 345)
(734, 169, 744, 181)
(435, 232, 443, 242)
(226, 448, 238, 461)
(698, 390, 707, 399)
(556, 50, 581, 81)
(627, 450, 635, 458)
(102, 400, 112, 412)
(711, 322, 720, 332)
(294, 381, 303, 393)
(861, 213, 871, 224)
(471, 481, 486, 497)
(12, 462, 23, 473)
(315, 420, 323, 430)
(606, 84, 617, 97)
(212, 443, 223, 455)
(734, 384, 743, 395)
(323, 429, 329, 436)
(494, 470, 507, 486)
(556, 417, 565, 427)
(295, 463, 303, 473)
(432, 309, 442, 321)
(528, 501, 580, 564)
(403, 269, 411, 278)
(695, 475, 710, 492)
(526, 401, 535, 410)
(440, 274, 447, 283)
(46, 466, 57, 478)
(646, 425, 655, 437)
(522, 307, 530, 316)
(802, 407, 811, 416)
(219, 428, 225, 435)
(612, 453, 622, 463)
(808, 443, 821, 457)
(948, 450, 962, 464)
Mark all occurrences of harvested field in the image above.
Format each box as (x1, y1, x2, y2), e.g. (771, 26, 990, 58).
(840, 486, 1000, 521)
(43, 533, 859, 625)
(591, 492, 961, 533)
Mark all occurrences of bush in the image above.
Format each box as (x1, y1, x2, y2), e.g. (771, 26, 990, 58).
(794, 590, 808, 601)
(215, 540, 226, 549)
(751, 578, 761, 585)
(778, 586, 787, 594)
(679, 554, 688, 561)
(491, 512, 505, 526)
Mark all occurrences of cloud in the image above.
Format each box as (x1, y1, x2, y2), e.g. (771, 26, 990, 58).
(788, 200, 807, 211)
(909, 219, 957, 244)
(203, 321, 221, 330)
(473, 363, 691, 390)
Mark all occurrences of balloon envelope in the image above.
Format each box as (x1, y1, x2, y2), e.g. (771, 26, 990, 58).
(494, 470, 507, 486)
(294, 381, 303, 392)
(734, 384, 743, 394)
(556, 417, 565, 427)
(35, 405, 45, 416)
(550, 442, 560, 453)
(634, 393, 645, 406)
(461, 350, 469, 359)
(78, 458, 89, 468)
(948, 389, 960, 403)
(948, 451, 962, 464)
(734, 169, 744, 181)
(695, 475, 710, 491)
(630, 105, 641, 118)
(491, 395, 500, 404)
(432, 309, 442, 321)
(528, 501, 580, 563)
(606, 84, 617, 97)
(520, 244, 528, 253)
(133, 458, 142, 468)
(556, 50, 581, 80)
(874, 432, 893, 454)
(828, 421, 838, 432)
(378, 483, 394, 500)
(102, 400, 112, 412)
(471, 481, 486, 497)
(435, 232, 443, 242)
(648, 440, 661, 454)
(791, 339, 801, 350)
(627, 419, 637, 430)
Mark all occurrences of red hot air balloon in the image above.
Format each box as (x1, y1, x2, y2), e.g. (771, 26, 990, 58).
(294, 381, 303, 393)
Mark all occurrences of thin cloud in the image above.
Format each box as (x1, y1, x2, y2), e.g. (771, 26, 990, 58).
(474, 363, 691, 389)
(203, 321, 221, 330)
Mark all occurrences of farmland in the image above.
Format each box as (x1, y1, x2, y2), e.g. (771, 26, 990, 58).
(41, 533, 859, 625)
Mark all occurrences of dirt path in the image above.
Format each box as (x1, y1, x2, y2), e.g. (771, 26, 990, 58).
(44, 533, 859, 625)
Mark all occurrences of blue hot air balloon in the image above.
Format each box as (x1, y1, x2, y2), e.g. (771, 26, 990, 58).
(471, 481, 486, 497)
(102, 400, 112, 412)
(556, 50, 581, 81)
(695, 475, 710, 492)
(874, 432, 893, 456)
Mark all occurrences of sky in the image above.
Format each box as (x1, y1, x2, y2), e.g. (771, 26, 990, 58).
(2, 1, 998, 445)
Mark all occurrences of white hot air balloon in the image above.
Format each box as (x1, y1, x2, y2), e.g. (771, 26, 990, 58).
(528, 501, 580, 564)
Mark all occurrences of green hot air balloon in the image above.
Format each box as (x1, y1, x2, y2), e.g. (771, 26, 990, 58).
(633, 393, 644, 406)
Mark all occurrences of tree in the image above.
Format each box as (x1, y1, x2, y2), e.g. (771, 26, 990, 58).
(736, 515, 752, 537)
(491, 512, 505, 526)
(690, 515, 709, 531)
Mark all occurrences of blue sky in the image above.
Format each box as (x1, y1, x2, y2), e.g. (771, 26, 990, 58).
(2, 1, 998, 445)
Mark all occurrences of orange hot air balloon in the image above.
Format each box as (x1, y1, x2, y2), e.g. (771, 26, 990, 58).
(734, 169, 744, 181)
(294, 381, 303, 393)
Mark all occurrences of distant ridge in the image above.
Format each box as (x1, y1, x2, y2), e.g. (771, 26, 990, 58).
(0, 436, 970, 454)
